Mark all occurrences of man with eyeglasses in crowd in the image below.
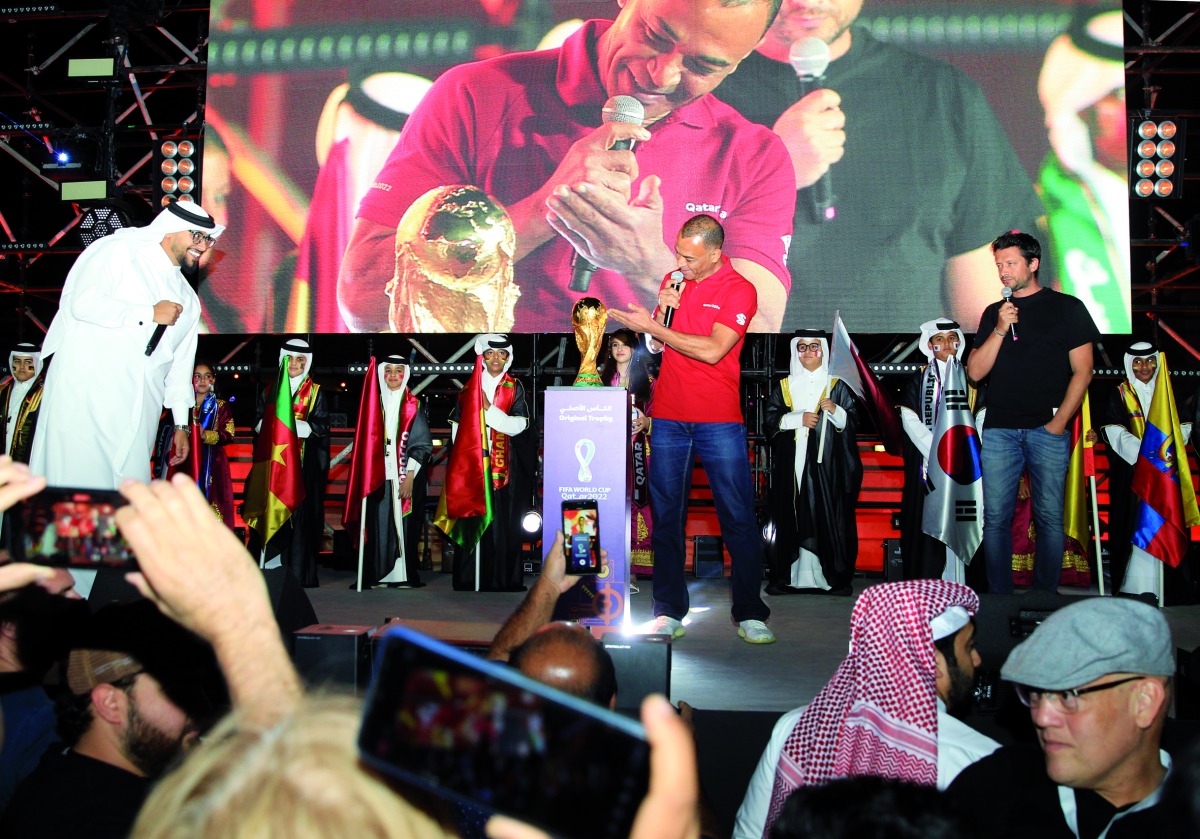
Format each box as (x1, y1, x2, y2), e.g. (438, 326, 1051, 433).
(32, 202, 224, 492)
(947, 597, 1175, 837)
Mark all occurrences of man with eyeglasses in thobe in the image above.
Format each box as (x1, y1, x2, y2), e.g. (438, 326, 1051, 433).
(32, 202, 224, 490)
(947, 597, 1175, 838)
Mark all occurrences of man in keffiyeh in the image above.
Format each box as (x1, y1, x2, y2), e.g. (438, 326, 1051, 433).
(733, 580, 998, 839)
(898, 318, 970, 581)
(31, 201, 225, 489)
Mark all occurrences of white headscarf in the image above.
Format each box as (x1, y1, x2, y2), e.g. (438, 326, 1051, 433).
(8, 342, 42, 383)
(917, 318, 965, 363)
(377, 354, 411, 406)
(474, 333, 513, 375)
(1124, 341, 1159, 411)
(280, 338, 314, 395)
(787, 332, 829, 390)
(475, 333, 513, 406)
(118, 200, 226, 245)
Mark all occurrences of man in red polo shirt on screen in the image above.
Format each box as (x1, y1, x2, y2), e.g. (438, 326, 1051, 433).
(338, 0, 794, 334)
(610, 213, 774, 645)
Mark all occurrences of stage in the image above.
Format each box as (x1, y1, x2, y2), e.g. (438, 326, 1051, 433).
(302, 563, 1200, 714)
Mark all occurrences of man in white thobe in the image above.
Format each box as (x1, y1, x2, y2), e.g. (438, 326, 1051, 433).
(31, 202, 225, 489)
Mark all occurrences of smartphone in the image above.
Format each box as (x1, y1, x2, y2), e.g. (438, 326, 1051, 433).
(359, 626, 650, 839)
(562, 498, 601, 575)
(13, 487, 137, 569)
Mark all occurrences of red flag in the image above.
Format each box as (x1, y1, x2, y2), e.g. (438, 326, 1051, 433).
(343, 357, 387, 526)
(828, 312, 907, 456)
(443, 355, 491, 519)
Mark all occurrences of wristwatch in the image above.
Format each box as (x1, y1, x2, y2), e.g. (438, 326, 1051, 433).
(173, 424, 189, 432)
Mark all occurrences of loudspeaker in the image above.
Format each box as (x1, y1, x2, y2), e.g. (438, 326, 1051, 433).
(693, 535, 724, 578)
(603, 633, 672, 712)
(263, 566, 319, 654)
(963, 591, 1096, 746)
(293, 624, 377, 693)
(883, 538, 903, 582)
(972, 591, 1093, 669)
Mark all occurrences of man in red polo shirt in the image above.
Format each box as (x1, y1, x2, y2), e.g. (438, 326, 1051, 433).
(338, 0, 794, 333)
(610, 214, 774, 644)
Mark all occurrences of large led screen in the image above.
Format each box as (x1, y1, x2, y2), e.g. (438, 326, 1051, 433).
(201, 0, 1129, 335)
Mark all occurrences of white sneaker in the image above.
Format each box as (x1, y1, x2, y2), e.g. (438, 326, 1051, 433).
(738, 619, 776, 645)
(648, 615, 685, 639)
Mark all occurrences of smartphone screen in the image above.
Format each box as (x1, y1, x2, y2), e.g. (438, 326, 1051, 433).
(562, 499, 601, 575)
(14, 487, 137, 569)
(359, 627, 650, 839)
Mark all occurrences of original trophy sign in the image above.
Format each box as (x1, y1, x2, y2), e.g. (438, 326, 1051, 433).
(571, 297, 607, 387)
(385, 185, 519, 333)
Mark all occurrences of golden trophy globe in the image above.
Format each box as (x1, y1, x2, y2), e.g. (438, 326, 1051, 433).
(385, 185, 519, 333)
(571, 297, 608, 387)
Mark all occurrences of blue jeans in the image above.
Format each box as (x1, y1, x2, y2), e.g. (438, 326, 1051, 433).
(981, 425, 1071, 593)
(649, 420, 769, 623)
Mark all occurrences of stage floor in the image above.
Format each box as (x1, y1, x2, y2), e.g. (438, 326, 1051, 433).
(304, 567, 1200, 713)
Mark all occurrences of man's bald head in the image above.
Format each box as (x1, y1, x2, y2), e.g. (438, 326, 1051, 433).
(509, 623, 617, 708)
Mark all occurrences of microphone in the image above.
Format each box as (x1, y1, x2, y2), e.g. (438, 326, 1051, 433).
(1000, 287, 1018, 341)
(568, 95, 646, 293)
(661, 270, 684, 328)
(788, 37, 835, 224)
(145, 324, 168, 357)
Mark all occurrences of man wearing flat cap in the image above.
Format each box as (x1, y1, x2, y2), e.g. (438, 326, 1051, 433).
(947, 597, 1175, 837)
(31, 201, 226, 489)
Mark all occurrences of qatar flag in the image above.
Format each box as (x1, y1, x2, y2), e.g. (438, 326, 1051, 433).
(921, 356, 983, 561)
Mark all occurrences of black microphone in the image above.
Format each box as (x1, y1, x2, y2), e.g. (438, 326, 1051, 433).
(661, 270, 684, 328)
(568, 95, 646, 293)
(145, 324, 168, 357)
(1000, 287, 1018, 341)
(788, 37, 835, 224)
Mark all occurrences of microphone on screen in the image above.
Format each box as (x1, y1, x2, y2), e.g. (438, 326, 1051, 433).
(788, 37, 835, 224)
(568, 95, 646, 293)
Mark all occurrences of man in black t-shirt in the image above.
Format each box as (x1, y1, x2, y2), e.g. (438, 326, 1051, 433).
(967, 232, 1099, 594)
(712, 0, 1043, 331)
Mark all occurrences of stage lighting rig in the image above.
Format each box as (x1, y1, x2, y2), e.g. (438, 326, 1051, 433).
(78, 202, 133, 247)
(1131, 114, 1186, 199)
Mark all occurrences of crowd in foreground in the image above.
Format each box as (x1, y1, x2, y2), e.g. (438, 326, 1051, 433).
(1, 456, 1199, 839)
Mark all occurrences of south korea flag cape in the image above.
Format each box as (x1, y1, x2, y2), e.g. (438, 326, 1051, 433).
(922, 356, 983, 561)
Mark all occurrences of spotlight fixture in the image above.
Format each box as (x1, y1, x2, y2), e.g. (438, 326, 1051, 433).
(78, 204, 132, 247)
(154, 137, 202, 208)
(521, 510, 543, 535)
(1131, 115, 1186, 199)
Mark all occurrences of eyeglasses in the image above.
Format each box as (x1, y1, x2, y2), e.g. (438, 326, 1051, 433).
(1014, 676, 1143, 713)
(189, 230, 216, 246)
(797, 342, 822, 353)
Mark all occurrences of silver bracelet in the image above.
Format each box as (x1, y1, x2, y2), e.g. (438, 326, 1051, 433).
(993, 329, 1005, 338)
